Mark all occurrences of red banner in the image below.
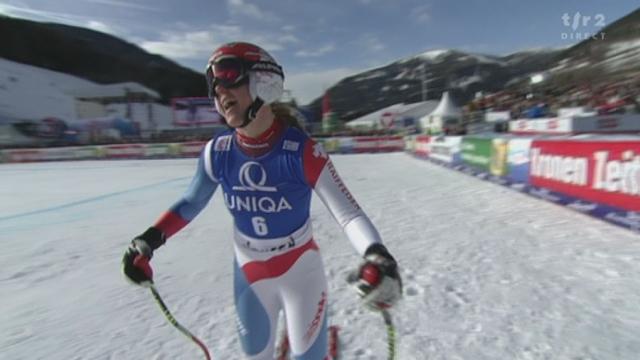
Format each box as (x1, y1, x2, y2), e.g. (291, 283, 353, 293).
(415, 135, 430, 157)
(180, 141, 207, 157)
(5, 149, 43, 162)
(352, 136, 404, 153)
(104, 144, 145, 159)
(529, 140, 640, 211)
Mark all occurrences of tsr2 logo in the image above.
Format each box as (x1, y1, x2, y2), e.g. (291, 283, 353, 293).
(561, 12, 606, 40)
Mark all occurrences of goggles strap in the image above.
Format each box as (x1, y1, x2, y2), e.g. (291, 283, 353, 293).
(251, 60, 284, 78)
(240, 97, 265, 128)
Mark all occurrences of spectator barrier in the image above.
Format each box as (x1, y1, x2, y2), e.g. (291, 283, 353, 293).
(0, 135, 405, 164)
(429, 136, 462, 164)
(2, 133, 636, 232)
(0, 143, 206, 163)
(414, 135, 430, 157)
(407, 134, 640, 233)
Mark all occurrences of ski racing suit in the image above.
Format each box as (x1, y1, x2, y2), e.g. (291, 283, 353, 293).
(152, 120, 382, 359)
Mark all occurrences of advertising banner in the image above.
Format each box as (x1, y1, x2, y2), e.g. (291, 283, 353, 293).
(378, 136, 404, 152)
(179, 141, 207, 157)
(167, 143, 182, 157)
(571, 114, 640, 134)
(40, 147, 81, 161)
(319, 138, 340, 153)
(75, 146, 101, 160)
(352, 136, 403, 153)
(4, 149, 44, 162)
(352, 137, 379, 153)
(414, 135, 430, 157)
(144, 144, 172, 158)
(429, 136, 462, 164)
(404, 135, 416, 152)
(461, 137, 492, 171)
(485, 111, 510, 122)
(172, 97, 224, 126)
(509, 114, 640, 135)
(489, 138, 509, 176)
(104, 144, 145, 159)
(339, 137, 355, 153)
(509, 117, 573, 135)
(506, 138, 533, 184)
(529, 140, 640, 211)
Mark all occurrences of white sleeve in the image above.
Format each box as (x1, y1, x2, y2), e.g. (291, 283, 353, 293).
(312, 160, 382, 255)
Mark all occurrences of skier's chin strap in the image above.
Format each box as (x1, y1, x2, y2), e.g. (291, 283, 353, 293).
(237, 97, 265, 128)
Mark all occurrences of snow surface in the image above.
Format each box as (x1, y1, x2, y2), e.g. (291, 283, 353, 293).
(603, 40, 640, 71)
(606, 40, 640, 58)
(352, 70, 388, 82)
(453, 75, 483, 89)
(0, 58, 90, 120)
(417, 50, 451, 62)
(460, 54, 505, 66)
(2, 154, 640, 360)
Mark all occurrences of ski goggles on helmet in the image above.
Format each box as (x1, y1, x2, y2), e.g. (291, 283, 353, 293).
(206, 56, 250, 93)
(206, 55, 284, 99)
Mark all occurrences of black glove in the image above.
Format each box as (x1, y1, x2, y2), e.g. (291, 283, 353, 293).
(352, 244, 403, 310)
(122, 227, 166, 287)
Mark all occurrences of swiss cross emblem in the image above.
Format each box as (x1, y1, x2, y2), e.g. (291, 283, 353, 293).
(313, 142, 328, 159)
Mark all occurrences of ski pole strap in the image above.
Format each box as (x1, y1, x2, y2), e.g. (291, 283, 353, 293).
(381, 310, 396, 360)
(150, 284, 212, 360)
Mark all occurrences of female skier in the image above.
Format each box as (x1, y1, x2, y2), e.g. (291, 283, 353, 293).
(122, 42, 402, 360)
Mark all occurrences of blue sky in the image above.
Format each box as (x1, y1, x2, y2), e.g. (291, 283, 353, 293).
(1, 0, 638, 104)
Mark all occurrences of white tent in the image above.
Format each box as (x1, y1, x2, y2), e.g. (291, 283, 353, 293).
(419, 91, 462, 134)
(345, 100, 440, 131)
(345, 103, 414, 130)
(395, 100, 438, 130)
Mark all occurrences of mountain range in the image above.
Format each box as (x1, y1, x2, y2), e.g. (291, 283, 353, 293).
(305, 7, 640, 122)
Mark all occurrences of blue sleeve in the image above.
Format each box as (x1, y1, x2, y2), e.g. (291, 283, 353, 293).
(155, 152, 219, 237)
(172, 155, 219, 220)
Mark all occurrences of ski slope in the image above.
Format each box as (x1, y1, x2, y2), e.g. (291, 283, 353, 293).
(2, 153, 640, 360)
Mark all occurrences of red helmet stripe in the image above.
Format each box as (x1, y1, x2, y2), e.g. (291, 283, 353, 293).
(210, 42, 262, 63)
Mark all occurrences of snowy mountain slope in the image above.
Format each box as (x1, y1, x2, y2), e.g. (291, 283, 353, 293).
(317, 47, 561, 122)
(1, 15, 206, 102)
(549, 8, 640, 83)
(0, 58, 96, 121)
